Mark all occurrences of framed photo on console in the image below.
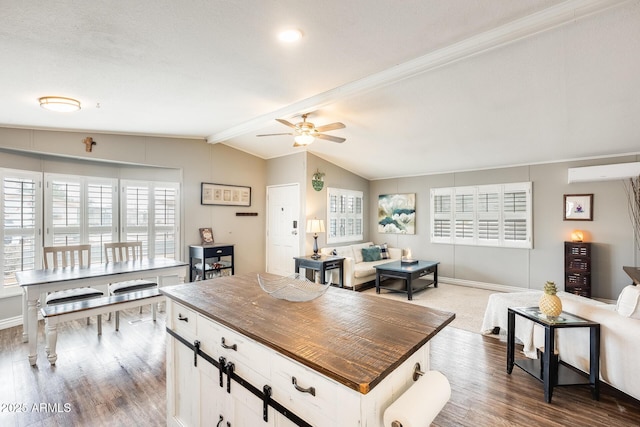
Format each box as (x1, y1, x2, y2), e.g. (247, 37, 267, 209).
(201, 182, 251, 206)
(199, 228, 214, 245)
(563, 194, 593, 221)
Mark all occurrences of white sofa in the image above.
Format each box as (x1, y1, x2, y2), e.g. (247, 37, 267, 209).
(482, 288, 640, 401)
(319, 242, 401, 290)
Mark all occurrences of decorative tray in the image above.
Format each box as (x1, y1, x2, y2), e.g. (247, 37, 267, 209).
(257, 273, 331, 302)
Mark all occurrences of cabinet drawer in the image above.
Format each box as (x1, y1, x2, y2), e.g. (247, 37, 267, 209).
(206, 246, 233, 257)
(197, 317, 271, 385)
(168, 301, 197, 338)
(270, 354, 340, 424)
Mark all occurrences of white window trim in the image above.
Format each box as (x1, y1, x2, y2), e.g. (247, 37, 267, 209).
(430, 182, 532, 249)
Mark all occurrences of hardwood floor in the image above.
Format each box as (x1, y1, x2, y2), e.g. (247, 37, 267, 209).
(1, 310, 639, 426)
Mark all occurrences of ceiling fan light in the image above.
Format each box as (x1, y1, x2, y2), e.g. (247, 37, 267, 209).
(294, 133, 314, 145)
(39, 96, 81, 112)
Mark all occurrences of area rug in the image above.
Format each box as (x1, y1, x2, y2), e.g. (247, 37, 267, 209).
(361, 281, 500, 334)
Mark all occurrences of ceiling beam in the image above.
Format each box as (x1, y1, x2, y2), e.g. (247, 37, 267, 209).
(206, 0, 630, 144)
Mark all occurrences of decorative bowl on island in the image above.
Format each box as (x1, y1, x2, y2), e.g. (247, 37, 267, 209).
(257, 273, 331, 302)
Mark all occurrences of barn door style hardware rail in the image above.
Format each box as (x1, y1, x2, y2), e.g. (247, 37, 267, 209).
(166, 328, 312, 427)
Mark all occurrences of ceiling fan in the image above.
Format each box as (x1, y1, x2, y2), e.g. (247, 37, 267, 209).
(257, 113, 346, 147)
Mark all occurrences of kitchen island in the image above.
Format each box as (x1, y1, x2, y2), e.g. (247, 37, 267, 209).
(162, 273, 454, 426)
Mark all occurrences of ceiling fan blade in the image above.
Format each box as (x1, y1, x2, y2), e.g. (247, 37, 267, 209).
(314, 122, 345, 132)
(316, 133, 346, 143)
(256, 133, 293, 137)
(275, 118, 298, 129)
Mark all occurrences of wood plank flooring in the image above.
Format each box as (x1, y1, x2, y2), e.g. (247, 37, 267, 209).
(0, 309, 639, 426)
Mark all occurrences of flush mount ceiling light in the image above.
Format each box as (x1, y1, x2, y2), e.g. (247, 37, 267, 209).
(39, 96, 81, 112)
(278, 29, 303, 43)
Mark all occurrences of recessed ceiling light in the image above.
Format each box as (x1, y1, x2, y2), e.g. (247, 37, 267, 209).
(39, 96, 81, 112)
(278, 29, 303, 43)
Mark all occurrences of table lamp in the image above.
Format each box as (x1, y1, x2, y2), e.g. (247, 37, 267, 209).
(306, 219, 325, 259)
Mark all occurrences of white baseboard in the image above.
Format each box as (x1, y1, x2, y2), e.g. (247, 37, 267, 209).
(0, 315, 23, 331)
(439, 276, 534, 294)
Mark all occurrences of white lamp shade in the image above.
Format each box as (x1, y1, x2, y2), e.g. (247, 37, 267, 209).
(306, 219, 325, 233)
(294, 133, 315, 145)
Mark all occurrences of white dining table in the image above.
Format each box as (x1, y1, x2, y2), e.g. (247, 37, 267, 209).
(16, 258, 188, 365)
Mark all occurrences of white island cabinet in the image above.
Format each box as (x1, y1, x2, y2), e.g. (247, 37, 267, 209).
(162, 273, 454, 426)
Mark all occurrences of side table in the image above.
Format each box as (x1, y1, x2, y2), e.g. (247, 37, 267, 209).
(294, 255, 344, 287)
(507, 306, 600, 403)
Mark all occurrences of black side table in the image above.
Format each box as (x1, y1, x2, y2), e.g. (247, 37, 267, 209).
(507, 306, 600, 403)
(294, 255, 344, 287)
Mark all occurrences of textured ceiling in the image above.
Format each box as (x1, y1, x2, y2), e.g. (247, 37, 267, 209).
(1, 0, 639, 179)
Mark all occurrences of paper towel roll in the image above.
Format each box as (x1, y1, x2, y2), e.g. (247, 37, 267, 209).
(383, 370, 451, 427)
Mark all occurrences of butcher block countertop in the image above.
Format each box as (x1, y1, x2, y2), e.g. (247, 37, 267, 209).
(161, 272, 455, 394)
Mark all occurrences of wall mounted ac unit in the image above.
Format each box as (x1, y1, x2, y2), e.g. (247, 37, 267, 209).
(568, 162, 640, 183)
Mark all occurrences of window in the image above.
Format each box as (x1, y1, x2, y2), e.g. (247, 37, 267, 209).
(121, 180, 180, 259)
(430, 182, 532, 248)
(45, 174, 118, 263)
(327, 187, 363, 244)
(1, 169, 42, 291)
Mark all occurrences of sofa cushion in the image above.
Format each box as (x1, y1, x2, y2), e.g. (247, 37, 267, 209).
(616, 285, 640, 319)
(351, 242, 374, 264)
(371, 243, 390, 259)
(362, 246, 381, 262)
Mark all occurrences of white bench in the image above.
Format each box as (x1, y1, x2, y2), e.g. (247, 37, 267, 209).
(40, 288, 165, 365)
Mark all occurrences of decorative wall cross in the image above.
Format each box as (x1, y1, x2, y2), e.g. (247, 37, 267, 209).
(83, 137, 96, 152)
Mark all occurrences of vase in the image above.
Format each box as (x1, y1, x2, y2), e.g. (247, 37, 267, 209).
(539, 293, 562, 317)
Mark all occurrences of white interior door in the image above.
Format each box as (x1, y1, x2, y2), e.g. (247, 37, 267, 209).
(266, 184, 300, 276)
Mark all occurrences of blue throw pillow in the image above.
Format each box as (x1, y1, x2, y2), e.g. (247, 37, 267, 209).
(362, 246, 381, 262)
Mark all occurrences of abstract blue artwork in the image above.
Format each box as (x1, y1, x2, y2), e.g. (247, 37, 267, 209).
(378, 193, 416, 234)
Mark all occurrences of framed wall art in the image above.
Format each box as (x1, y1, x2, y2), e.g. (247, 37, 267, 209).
(563, 194, 593, 221)
(201, 183, 251, 206)
(378, 193, 416, 234)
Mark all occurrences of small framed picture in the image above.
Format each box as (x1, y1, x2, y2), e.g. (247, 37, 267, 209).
(199, 227, 214, 245)
(564, 194, 593, 221)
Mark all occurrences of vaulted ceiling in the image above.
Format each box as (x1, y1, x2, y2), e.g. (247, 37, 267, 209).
(1, 1, 639, 179)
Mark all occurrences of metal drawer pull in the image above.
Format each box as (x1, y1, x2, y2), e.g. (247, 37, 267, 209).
(292, 376, 316, 396)
(221, 337, 237, 351)
(178, 314, 188, 322)
(216, 250, 223, 254)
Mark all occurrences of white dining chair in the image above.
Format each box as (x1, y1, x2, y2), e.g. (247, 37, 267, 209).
(43, 245, 104, 333)
(104, 241, 158, 330)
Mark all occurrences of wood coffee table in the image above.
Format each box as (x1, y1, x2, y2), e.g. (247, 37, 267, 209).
(374, 260, 439, 300)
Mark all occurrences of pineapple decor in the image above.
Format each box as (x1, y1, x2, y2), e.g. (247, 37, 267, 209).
(539, 281, 562, 317)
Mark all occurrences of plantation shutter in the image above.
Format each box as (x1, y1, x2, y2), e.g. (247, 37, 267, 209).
(503, 183, 531, 248)
(121, 180, 180, 259)
(477, 186, 500, 245)
(430, 182, 532, 248)
(1, 170, 42, 289)
(454, 187, 475, 244)
(45, 174, 118, 263)
(430, 188, 453, 243)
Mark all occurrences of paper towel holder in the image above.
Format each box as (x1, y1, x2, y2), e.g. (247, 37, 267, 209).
(413, 363, 425, 381)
